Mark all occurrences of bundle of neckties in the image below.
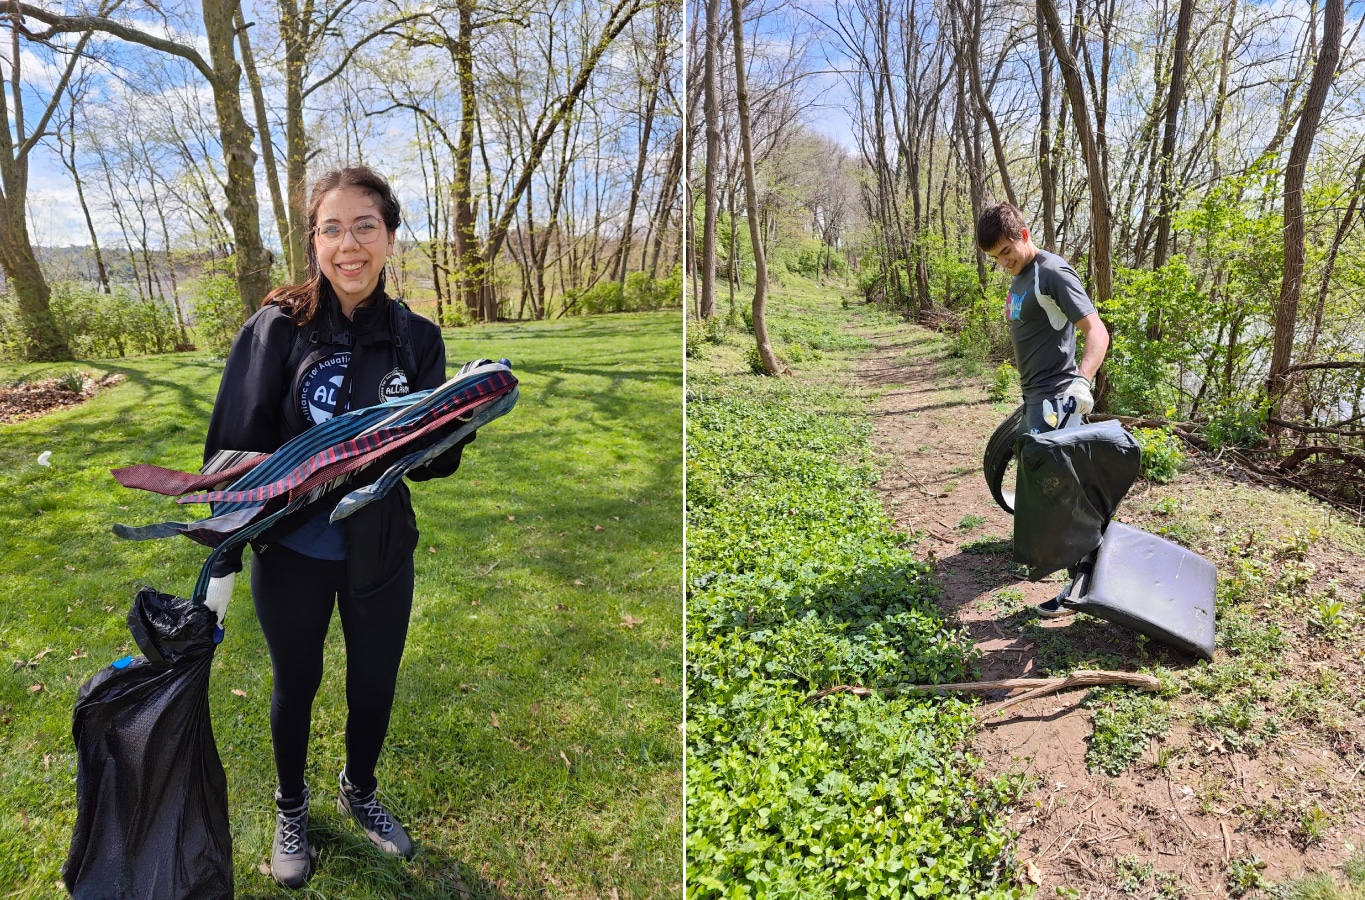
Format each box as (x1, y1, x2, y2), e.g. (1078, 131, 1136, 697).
(111, 359, 518, 602)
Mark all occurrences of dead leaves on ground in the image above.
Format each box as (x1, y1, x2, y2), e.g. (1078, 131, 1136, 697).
(0, 373, 125, 425)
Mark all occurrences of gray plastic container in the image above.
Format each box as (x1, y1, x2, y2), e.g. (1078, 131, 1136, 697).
(1066, 521, 1217, 660)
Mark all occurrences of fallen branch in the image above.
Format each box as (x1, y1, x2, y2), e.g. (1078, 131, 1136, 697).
(805, 670, 1161, 718)
(1088, 414, 1209, 450)
(1088, 413, 1195, 431)
(1284, 360, 1365, 374)
(805, 685, 874, 703)
(974, 670, 1161, 720)
(1268, 417, 1365, 438)
(1274, 445, 1365, 474)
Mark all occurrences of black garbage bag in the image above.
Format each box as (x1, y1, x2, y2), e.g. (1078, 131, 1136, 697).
(63, 587, 232, 900)
(1012, 420, 1141, 581)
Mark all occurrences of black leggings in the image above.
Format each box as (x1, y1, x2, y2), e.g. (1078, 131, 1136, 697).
(250, 543, 413, 803)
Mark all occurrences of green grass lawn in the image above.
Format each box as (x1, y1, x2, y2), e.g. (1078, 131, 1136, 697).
(0, 311, 682, 898)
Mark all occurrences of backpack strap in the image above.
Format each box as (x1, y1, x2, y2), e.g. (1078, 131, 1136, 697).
(284, 316, 354, 375)
(389, 298, 419, 376)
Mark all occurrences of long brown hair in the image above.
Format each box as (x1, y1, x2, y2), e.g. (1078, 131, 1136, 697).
(265, 166, 403, 325)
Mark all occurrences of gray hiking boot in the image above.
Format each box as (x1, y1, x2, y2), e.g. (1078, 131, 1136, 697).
(271, 788, 316, 888)
(338, 771, 415, 859)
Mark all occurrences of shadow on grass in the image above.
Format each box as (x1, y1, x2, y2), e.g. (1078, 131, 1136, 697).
(236, 830, 511, 900)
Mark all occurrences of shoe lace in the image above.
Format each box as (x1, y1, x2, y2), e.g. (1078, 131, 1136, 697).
(350, 791, 395, 835)
(277, 807, 307, 855)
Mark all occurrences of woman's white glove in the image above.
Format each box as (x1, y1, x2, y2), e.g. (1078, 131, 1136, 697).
(205, 573, 235, 626)
(1063, 376, 1094, 416)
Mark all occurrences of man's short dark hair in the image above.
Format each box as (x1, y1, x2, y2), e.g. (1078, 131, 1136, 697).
(976, 203, 1028, 251)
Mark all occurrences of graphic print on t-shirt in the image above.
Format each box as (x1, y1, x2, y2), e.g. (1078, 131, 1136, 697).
(1007, 290, 1025, 321)
(299, 351, 351, 424)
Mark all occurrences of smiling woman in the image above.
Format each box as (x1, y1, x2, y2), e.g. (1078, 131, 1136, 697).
(199, 165, 476, 888)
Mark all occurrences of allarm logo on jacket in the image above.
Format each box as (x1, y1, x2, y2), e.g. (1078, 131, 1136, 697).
(300, 352, 351, 424)
(378, 368, 410, 400)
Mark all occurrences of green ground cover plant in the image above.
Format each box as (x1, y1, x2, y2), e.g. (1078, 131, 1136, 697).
(0, 311, 681, 898)
(686, 285, 1022, 898)
(1131, 427, 1185, 484)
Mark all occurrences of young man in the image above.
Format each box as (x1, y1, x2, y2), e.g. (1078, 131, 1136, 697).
(976, 202, 1110, 617)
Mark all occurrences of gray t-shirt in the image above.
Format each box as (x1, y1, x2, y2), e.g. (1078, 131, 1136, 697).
(1006, 249, 1096, 402)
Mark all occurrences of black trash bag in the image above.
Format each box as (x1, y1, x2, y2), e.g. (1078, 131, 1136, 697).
(1012, 420, 1141, 581)
(63, 587, 232, 900)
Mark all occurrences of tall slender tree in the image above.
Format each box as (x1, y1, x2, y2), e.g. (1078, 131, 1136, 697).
(1267, 0, 1345, 419)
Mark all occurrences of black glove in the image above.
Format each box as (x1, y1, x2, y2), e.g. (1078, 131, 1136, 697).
(407, 358, 505, 482)
(407, 430, 476, 482)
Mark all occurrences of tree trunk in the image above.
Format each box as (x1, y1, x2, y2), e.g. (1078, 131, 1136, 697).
(1037, 0, 1113, 303)
(0, 225, 67, 360)
(649, 127, 683, 277)
(730, 0, 779, 375)
(1209, 0, 1238, 181)
(1305, 150, 1365, 365)
(59, 100, 110, 294)
(1151, 0, 1194, 272)
(616, 5, 667, 289)
(962, 0, 1015, 206)
(700, 0, 721, 319)
(450, 0, 482, 319)
(277, 0, 308, 282)
(1037, 11, 1057, 251)
(0, 10, 93, 359)
(1267, 0, 1343, 419)
(201, 0, 271, 316)
(236, 7, 291, 281)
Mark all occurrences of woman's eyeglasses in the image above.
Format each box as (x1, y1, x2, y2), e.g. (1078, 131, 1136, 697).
(314, 219, 384, 247)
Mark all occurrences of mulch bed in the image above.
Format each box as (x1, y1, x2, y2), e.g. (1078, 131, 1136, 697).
(0, 373, 125, 424)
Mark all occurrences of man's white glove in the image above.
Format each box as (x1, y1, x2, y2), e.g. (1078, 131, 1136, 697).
(1063, 376, 1094, 416)
(205, 573, 235, 626)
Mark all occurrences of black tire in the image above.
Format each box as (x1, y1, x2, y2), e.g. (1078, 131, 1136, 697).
(983, 403, 1025, 515)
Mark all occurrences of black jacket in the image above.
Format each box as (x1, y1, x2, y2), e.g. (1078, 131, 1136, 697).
(204, 293, 466, 593)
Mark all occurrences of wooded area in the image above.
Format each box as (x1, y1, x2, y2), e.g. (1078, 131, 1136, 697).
(689, 0, 1365, 500)
(0, 0, 683, 362)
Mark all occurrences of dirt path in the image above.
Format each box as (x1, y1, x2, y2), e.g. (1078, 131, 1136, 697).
(855, 322, 1365, 897)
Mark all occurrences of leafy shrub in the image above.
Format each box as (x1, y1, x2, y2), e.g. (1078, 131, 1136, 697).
(55, 370, 85, 392)
(1102, 261, 1206, 417)
(569, 269, 683, 316)
(856, 256, 899, 304)
(634, 266, 684, 309)
(782, 342, 822, 363)
(1132, 427, 1184, 483)
(190, 272, 247, 356)
(700, 315, 728, 345)
(989, 363, 1019, 402)
(954, 291, 1011, 364)
(685, 322, 704, 359)
(1201, 392, 1269, 450)
(744, 345, 767, 374)
(687, 369, 1020, 896)
(772, 237, 845, 280)
(0, 282, 184, 361)
(576, 280, 623, 315)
